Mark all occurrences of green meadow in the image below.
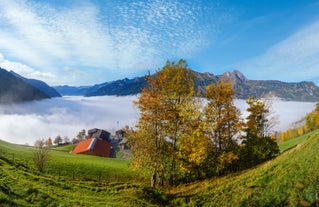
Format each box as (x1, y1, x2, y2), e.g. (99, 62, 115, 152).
(0, 140, 149, 184)
(1, 130, 318, 206)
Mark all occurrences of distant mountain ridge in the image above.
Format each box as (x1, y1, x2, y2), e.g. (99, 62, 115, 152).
(54, 69, 319, 102)
(0, 68, 50, 104)
(10, 71, 61, 98)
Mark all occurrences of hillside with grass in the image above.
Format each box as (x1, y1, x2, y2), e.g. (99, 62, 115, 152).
(0, 130, 319, 206)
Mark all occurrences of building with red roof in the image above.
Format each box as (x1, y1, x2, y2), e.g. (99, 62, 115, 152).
(72, 137, 111, 157)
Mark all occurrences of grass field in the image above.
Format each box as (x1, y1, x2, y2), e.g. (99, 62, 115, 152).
(0, 140, 149, 184)
(169, 129, 319, 206)
(1, 129, 319, 206)
(277, 131, 313, 152)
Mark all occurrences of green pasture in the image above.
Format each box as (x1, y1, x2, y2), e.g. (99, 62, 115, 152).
(278, 130, 314, 152)
(0, 140, 149, 184)
(1, 129, 319, 206)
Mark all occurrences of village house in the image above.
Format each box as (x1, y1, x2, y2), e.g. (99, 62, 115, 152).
(72, 128, 112, 157)
(72, 128, 129, 158)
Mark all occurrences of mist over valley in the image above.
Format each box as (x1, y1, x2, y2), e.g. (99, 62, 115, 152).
(0, 95, 315, 145)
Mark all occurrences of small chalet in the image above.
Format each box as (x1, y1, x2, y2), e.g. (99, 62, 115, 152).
(72, 128, 112, 157)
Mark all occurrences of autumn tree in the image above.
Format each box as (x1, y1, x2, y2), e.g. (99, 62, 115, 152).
(177, 100, 208, 181)
(129, 71, 167, 188)
(245, 96, 270, 137)
(240, 97, 279, 168)
(158, 60, 199, 184)
(46, 137, 52, 147)
(204, 78, 242, 175)
(129, 59, 201, 186)
(305, 103, 319, 132)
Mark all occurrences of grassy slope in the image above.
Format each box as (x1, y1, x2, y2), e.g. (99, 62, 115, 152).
(169, 130, 319, 206)
(0, 140, 149, 183)
(1, 130, 319, 206)
(0, 159, 157, 207)
(278, 131, 313, 152)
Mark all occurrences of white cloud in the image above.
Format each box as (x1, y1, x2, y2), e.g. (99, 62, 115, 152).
(234, 99, 315, 132)
(0, 0, 220, 85)
(0, 54, 55, 81)
(0, 96, 315, 145)
(238, 20, 319, 82)
(0, 96, 139, 145)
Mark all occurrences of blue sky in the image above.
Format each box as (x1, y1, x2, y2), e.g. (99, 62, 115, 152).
(0, 0, 319, 86)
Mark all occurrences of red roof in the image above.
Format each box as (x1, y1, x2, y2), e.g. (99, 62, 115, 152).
(72, 138, 111, 157)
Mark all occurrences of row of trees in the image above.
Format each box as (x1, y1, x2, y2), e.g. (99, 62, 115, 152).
(34, 129, 88, 148)
(127, 60, 279, 187)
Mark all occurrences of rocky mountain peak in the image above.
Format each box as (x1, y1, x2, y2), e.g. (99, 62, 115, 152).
(220, 70, 247, 83)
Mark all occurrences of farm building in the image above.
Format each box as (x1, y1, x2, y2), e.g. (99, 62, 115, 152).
(73, 129, 112, 157)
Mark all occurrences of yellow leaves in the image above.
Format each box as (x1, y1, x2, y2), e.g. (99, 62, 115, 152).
(246, 97, 270, 138)
(217, 151, 239, 171)
(297, 127, 304, 137)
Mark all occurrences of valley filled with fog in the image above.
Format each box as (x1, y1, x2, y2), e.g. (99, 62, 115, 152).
(0, 96, 316, 145)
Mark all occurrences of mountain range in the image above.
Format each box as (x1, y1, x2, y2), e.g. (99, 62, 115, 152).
(54, 70, 319, 102)
(0, 68, 60, 104)
(1, 66, 319, 103)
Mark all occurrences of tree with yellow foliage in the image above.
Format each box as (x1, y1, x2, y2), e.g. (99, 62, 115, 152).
(297, 126, 304, 137)
(204, 78, 242, 175)
(129, 59, 202, 186)
(305, 103, 319, 132)
(240, 97, 279, 168)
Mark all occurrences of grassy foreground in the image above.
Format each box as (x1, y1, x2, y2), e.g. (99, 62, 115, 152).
(0, 140, 149, 183)
(169, 130, 319, 206)
(1, 130, 319, 206)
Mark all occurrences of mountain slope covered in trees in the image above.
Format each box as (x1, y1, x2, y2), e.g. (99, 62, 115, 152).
(0, 68, 51, 104)
(54, 70, 319, 102)
(10, 71, 61, 98)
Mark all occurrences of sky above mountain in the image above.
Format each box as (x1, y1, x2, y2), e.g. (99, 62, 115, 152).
(0, 0, 319, 86)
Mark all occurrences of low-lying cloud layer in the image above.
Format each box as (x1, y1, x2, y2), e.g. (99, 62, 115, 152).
(0, 96, 138, 145)
(0, 96, 316, 145)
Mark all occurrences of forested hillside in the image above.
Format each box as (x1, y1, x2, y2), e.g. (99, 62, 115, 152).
(0, 68, 50, 104)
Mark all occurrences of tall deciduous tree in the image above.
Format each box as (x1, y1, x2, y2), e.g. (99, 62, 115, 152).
(129, 71, 167, 188)
(129, 59, 201, 186)
(245, 96, 270, 138)
(241, 97, 279, 168)
(158, 60, 197, 184)
(204, 78, 242, 175)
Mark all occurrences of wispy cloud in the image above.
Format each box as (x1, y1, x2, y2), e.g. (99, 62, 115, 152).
(237, 20, 319, 83)
(0, 0, 222, 85)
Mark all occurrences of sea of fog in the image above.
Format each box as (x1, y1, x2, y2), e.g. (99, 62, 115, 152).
(0, 96, 316, 145)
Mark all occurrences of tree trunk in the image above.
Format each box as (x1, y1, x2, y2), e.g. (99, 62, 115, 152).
(151, 171, 156, 188)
